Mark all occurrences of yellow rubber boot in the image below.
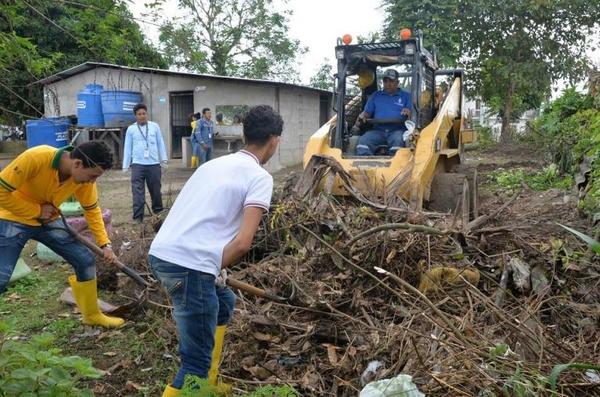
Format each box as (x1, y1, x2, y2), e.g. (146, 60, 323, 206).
(191, 156, 198, 168)
(68, 276, 125, 329)
(162, 385, 180, 397)
(208, 325, 232, 396)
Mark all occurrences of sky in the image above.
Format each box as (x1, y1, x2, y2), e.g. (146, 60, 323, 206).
(129, 1, 598, 95)
(129, 0, 386, 84)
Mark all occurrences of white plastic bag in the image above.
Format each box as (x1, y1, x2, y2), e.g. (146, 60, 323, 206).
(359, 374, 424, 397)
(403, 120, 416, 144)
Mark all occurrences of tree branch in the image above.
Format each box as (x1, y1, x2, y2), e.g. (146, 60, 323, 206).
(345, 223, 449, 248)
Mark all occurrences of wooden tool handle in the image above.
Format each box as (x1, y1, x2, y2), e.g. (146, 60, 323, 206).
(226, 278, 267, 297)
(226, 278, 286, 302)
(60, 215, 149, 288)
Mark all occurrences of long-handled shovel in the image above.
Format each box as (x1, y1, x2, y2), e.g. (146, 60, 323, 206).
(58, 213, 292, 303)
(226, 277, 291, 303)
(58, 212, 149, 288)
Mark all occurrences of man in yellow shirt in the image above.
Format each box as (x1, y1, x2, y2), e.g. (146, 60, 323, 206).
(0, 141, 124, 328)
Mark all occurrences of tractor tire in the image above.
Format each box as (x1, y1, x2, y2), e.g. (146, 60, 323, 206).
(451, 164, 479, 218)
(428, 172, 474, 225)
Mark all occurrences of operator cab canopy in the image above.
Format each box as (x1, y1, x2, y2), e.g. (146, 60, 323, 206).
(331, 32, 439, 157)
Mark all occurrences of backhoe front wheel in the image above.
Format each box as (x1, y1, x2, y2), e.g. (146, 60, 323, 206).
(428, 167, 478, 222)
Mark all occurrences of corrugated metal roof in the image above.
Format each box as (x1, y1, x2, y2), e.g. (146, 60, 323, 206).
(33, 62, 331, 94)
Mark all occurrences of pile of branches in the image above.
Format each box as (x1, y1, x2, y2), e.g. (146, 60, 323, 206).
(222, 156, 600, 396)
(104, 156, 600, 396)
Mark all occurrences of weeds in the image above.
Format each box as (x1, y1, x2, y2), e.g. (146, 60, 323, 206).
(0, 322, 101, 396)
(487, 164, 573, 192)
(247, 385, 300, 397)
(527, 87, 600, 216)
(179, 376, 299, 397)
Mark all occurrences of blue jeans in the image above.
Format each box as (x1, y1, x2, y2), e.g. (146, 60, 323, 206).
(148, 255, 236, 389)
(199, 146, 212, 163)
(356, 129, 406, 156)
(191, 140, 201, 157)
(0, 218, 96, 294)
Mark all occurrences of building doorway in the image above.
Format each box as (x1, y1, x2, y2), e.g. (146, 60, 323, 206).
(170, 91, 193, 158)
(319, 94, 330, 127)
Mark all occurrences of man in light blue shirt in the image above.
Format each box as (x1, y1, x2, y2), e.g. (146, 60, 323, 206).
(197, 107, 216, 163)
(122, 103, 168, 223)
(355, 69, 412, 156)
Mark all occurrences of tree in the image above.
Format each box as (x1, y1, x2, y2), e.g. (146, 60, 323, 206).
(309, 59, 333, 90)
(0, 0, 166, 124)
(152, 0, 305, 81)
(382, 0, 600, 142)
(382, 0, 462, 68)
(460, 0, 599, 142)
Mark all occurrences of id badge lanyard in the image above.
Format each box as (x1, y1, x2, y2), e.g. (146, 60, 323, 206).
(138, 123, 150, 158)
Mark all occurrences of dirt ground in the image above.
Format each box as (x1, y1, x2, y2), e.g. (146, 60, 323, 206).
(1, 145, 597, 396)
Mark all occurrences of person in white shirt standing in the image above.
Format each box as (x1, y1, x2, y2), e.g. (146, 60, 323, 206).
(122, 103, 168, 224)
(149, 105, 283, 397)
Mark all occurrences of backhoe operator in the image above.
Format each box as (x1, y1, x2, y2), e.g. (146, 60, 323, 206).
(355, 69, 411, 156)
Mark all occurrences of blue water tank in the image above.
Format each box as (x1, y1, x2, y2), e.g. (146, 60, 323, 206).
(25, 117, 70, 148)
(77, 84, 104, 127)
(101, 90, 143, 128)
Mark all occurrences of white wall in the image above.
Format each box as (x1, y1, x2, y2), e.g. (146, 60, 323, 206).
(44, 66, 331, 171)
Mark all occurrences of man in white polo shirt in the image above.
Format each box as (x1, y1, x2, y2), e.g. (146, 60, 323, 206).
(149, 105, 283, 397)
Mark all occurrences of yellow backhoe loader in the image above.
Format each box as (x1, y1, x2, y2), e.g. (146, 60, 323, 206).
(303, 30, 477, 218)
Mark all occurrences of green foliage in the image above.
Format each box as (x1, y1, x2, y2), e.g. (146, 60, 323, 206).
(489, 343, 509, 359)
(179, 376, 215, 397)
(309, 59, 333, 90)
(488, 164, 573, 192)
(382, 0, 600, 142)
(0, 323, 101, 396)
(484, 343, 553, 396)
(530, 88, 600, 216)
(152, 0, 305, 80)
(549, 363, 600, 395)
(381, 0, 461, 67)
(474, 126, 495, 148)
(501, 366, 546, 397)
(0, 0, 166, 124)
(356, 31, 383, 45)
(530, 89, 595, 172)
(558, 224, 600, 254)
(247, 385, 300, 397)
(178, 375, 299, 397)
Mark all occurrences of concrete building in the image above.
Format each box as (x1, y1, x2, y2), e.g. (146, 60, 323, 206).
(36, 62, 332, 171)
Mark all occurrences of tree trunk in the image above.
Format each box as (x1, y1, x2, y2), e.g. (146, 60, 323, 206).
(500, 77, 516, 143)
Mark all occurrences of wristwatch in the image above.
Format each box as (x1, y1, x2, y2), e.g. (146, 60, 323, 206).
(100, 243, 112, 249)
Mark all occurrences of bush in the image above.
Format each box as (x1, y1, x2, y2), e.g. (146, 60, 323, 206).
(528, 88, 600, 217)
(529, 89, 593, 173)
(474, 126, 496, 148)
(0, 322, 101, 396)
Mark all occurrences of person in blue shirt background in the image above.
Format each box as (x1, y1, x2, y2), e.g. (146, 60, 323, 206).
(355, 69, 412, 156)
(122, 103, 168, 224)
(198, 107, 217, 163)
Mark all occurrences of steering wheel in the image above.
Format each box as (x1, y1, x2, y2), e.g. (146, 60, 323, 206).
(365, 118, 406, 125)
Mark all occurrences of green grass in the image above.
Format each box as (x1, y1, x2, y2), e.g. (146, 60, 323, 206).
(0, 260, 177, 396)
(1, 258, 299, 396)
(0, 264, 70, 334)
